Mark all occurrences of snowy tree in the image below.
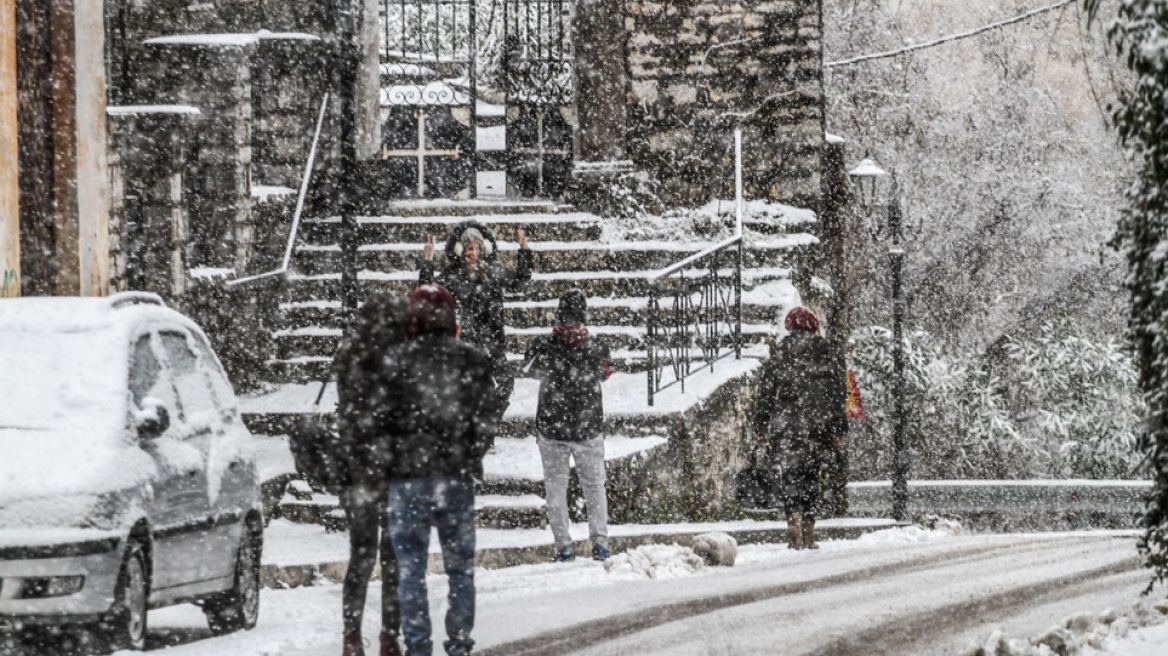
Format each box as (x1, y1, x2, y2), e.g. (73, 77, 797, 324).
(1085, 0, 1168, 590)
(824, 0, 1132, 349)
(848, 322, 1143, 481)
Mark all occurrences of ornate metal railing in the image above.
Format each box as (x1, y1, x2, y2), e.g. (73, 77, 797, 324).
(646, 235, 743, 406)
(646, 130, 747, 407)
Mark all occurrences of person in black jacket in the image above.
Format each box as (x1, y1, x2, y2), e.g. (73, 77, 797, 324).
(419, 221, 532, 416)
(522, 289, 612, 562)
(751, 307, 848, 550)
(332, 292, 407, 656)
(366, 284, 499, 656)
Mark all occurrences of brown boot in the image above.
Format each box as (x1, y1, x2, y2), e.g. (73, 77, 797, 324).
(786, 513, 804, 550)
(803, 518, 820, 549)
(380, 631, 403, 656)
(342, 633, 366, 656)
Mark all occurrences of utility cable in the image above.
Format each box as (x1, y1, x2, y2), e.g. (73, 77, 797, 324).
(825, 0, 1075, 69)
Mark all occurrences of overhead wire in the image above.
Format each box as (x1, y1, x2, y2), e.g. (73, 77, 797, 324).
(824, 0, 1076, 69)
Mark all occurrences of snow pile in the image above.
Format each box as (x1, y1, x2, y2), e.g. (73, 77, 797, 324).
(691, 532, 738, 567)
(961, 598, 1168, 656)
(598, 200, 815, 245)
(603, 544, 705, 580)
(854, 524, 957, 546)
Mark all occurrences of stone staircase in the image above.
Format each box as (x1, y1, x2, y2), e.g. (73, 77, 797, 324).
(250, 198, 815, 534)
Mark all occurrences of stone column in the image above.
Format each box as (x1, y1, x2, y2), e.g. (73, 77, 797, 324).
(1, 0, 18, 297)
(569, 0, 640, 216)
(573, 0, 627, 165)
(355, 0, 382, 161)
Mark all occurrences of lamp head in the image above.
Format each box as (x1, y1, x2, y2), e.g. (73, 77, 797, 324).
(848, 157, 889, 212)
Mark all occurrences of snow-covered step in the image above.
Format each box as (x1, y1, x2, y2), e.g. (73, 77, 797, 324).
(281, 266, 795, 304)
(291, 235, 813, 276)
(301, 209, 599, 244)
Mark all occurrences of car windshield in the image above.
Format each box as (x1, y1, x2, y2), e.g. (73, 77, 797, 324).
(0, 327, 127, 435)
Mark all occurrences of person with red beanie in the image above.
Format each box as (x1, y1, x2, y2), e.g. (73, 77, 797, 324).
(751, 307, 847, 550)
(363, 283, 498, 656)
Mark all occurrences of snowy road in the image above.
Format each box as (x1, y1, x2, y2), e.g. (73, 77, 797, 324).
(92, 529, 1150, 656)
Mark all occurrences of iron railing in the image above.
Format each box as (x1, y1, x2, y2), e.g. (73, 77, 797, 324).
(645, 235, 743, 407)
(646, 129, 747, 407)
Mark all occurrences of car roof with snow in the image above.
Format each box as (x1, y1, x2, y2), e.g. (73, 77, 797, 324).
(0, 292, 196, 333)
(0, 293, 216, 506)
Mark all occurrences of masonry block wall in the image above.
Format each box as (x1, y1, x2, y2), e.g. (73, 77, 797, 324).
(137, 43, 255, 271)
(622, 0, 824, 210)
(107, 111, 196, 297)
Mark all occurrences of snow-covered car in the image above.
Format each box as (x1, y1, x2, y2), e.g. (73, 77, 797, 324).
(0, 292, 262, 650)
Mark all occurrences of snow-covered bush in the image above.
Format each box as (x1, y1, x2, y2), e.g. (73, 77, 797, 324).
(848, 322, 1143, 481)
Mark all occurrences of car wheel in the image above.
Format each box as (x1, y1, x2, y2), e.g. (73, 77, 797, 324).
(96, 540, 149, 651)
(204, 530, 260, 635)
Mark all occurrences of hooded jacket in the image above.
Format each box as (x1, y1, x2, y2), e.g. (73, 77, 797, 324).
(418, 221, 533, 357)
(523, 328, 611, 442)
(332, 293, 408, 483)
(752, 331, 848, 449)
(367, 333, 500, 480)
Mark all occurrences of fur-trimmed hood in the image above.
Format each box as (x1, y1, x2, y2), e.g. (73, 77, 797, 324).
(443, 220, 501, 264)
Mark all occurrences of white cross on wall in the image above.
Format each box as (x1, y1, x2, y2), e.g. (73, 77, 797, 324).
(511, 109, 569, 197)
(382, 110, 462, 198)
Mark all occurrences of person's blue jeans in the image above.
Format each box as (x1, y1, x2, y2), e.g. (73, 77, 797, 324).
(387, 477, 476, 656)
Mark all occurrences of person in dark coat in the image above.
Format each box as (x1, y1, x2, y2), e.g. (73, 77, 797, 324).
(332, 292, 407, 656)
(419, 221, 532, 416)
(522, 289, 612, 562)
(366, 284, 499, 656)
(751, 307, 848, 550)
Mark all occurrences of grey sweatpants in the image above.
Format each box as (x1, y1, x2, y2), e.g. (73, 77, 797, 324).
(537, 437, 608, 549)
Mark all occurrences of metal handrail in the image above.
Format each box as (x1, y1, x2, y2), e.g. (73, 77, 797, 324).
(229, 94, 330, 287)
(646, 129, 746, 406)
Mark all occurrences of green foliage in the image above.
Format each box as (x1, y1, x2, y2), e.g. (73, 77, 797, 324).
(848, 323, 1143, 481)
(1089, 0, 1168, 590)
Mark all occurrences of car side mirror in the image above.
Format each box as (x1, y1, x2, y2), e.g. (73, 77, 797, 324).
(136, 399, 171, 440)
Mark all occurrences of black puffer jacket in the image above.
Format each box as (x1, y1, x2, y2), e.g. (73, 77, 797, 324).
(418, 221, 533, 357)
(751, 331, 848, 449)
(332, 292, 407, 483)
(367, 333, 500, 480)
(523, 329, 611, 442)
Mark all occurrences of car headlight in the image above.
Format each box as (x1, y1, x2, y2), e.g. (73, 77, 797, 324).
(9, 575, 86, 599)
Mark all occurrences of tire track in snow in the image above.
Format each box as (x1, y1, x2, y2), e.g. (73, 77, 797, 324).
(477, 536, 1091, 656)
(804, 555, 1142, 656)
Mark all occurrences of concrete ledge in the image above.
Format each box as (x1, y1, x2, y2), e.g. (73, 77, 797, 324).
(258, 518, 899, 588)
(848, 480, 1152, 531)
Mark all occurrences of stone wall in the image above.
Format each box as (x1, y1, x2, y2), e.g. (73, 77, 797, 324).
(598, 373, 760, 524)
(107, 109, 197, 297)
(137, 42, 255, 271)
(622, 0, 824, 210)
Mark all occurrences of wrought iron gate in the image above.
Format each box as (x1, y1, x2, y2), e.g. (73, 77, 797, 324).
(379, 0, 573, 199)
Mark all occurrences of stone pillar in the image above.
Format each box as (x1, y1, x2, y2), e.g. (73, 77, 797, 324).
(1, 0, 17, 297)
(569, 0, 646, 216)
(142, 38, 255, 271)
(573, 0, 627, 164)
(107, 107, 199, 299)
(14, 0, 110, 297)
(355, 0, 382, 161)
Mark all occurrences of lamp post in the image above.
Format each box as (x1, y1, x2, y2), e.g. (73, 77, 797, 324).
(848, 158, 910, 523)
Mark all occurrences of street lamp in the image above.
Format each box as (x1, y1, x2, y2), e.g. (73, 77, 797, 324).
(848, 157, 910, 523)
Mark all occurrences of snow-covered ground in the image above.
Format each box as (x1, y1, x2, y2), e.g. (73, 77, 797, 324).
(87, 528, 1164, 656)
(242, 356, 761, 419)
